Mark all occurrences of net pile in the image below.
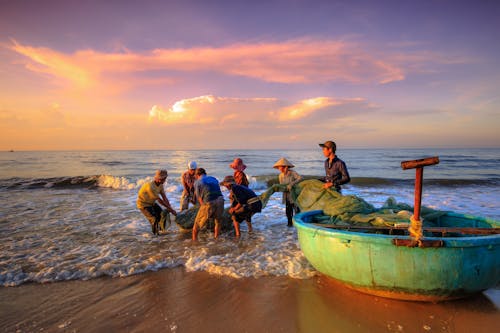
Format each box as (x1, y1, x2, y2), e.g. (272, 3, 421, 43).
(174, 179, 446, 230)
(261, 179, 445, 227)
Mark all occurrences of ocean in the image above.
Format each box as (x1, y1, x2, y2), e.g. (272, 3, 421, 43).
(0, 148, 499, 287)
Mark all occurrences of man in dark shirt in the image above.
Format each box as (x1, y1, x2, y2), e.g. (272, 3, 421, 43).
(220, 176, 262, 237)
(319, 140, 350, 192)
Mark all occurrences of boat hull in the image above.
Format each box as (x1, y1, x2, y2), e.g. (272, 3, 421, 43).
(294, 210, 500, 301)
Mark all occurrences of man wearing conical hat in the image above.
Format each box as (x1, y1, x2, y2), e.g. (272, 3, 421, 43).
(273, 158, 302, 227)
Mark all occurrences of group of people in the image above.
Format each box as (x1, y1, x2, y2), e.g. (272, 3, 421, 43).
(136, 140, 350, 240)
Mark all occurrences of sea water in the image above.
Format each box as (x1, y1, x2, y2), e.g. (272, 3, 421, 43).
(0, 149, 499, 286)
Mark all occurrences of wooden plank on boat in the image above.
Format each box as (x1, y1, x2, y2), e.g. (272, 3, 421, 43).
(392, 239, 444, 248)
(311, 223, 500, 235)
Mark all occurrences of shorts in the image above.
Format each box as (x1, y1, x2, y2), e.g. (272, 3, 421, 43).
(140, 203, 170, 234)
(194, 196, 224, 229)
(232, 198, 262, 223)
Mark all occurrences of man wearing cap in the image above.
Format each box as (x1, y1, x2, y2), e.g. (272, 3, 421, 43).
(319, 141, 350, 192)
(180, 161, 198, 211)
(273, 157, 302, 226)
(192, 168, 224, 240)
(137, 169, 177, 235)
(220, 176, 262, 237)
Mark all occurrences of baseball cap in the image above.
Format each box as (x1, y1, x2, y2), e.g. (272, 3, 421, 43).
(319, 141, 336, 151)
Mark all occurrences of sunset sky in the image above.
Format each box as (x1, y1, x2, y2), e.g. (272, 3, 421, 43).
(1, 0, 499, 150)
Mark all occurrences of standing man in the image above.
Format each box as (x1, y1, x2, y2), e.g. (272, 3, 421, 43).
(192, 168, 224, 241)
(319, 140, 350, 192)
(220, 176, 262, 237)
(137, 169, 177, 235)
(273, 157, 302, 227)
(180, 161, 197, 211)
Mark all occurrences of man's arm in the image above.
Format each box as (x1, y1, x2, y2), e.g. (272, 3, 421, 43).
(335, 162, 350, 186)
(159, 191, 177, 215)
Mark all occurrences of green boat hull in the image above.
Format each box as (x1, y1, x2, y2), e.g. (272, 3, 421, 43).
(294, 210, 500, 301)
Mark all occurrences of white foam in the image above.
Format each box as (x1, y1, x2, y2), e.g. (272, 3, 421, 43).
(97, 175, 151, 190)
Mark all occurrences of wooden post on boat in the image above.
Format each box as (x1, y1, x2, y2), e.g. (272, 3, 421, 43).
(400, 156, 440, 246)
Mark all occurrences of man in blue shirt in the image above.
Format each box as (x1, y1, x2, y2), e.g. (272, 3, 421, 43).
(193, 168, 224, 240)
(319, 140, 350, 192)
(220, 176, 262, 237)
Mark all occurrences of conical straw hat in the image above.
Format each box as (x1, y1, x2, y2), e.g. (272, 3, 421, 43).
(273, 157, 294, 169)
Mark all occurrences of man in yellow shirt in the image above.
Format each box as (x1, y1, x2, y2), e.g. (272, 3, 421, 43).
(137, 169, 177, 235)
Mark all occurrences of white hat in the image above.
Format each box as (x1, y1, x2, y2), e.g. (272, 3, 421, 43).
(273, 157, 294, 169)
(188, 161, 197, 170)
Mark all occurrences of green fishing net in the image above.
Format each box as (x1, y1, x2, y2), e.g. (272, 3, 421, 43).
(175, 206, 234, 232)
(175, 179, 446, 230)
(259, 179, 445, 227)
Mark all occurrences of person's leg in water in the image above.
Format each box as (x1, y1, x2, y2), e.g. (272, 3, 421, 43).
(152, 204, 164, 233)
(140, 205, 162, 235)
(213, 197, 224, 239)
(232, 215, 241, 238)
(193, 203, 209, 241)
(192, 223, 199, 241)
(285, 201, 294, 226)
(245, 210, 253, 233)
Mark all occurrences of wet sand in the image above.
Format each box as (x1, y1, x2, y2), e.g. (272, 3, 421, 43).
(1, 268, 499, 333)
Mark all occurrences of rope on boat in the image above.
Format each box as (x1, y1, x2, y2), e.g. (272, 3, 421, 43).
(409, 215, 423, 246)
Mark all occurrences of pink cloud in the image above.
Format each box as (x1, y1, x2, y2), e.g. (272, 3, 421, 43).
(148, 94, 373, 128)
(148, 95, 280, 126)
(9, 38, 411, 91)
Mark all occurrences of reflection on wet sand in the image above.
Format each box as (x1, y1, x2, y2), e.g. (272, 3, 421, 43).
(0, 268, 498, 332)
(298, 276, 499, 333)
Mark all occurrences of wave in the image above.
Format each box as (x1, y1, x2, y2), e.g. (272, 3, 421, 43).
(1, 174, 498, 192)
(0, 175, 154, 190)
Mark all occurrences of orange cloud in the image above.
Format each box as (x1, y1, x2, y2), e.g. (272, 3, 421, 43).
(148, 95, 280, 125)
(148, 95, 372, 127)
(9, 38, 410, 92)
(274, 97, 366, 121)
(10, 40, 93, 88)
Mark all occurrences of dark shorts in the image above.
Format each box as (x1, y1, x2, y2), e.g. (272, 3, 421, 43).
(232, 199, 262, 223)
(140, 203, 166, 234)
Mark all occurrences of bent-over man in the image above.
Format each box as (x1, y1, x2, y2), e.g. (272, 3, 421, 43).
(192, 168, 224, 240)
(220, 175, 262, 237)
(137, 169, 177, 235)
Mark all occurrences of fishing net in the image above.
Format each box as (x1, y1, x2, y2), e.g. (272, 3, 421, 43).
(259, 179, 445, 227)
(174, 179, 446, 230)
(175, 206, 234, 232)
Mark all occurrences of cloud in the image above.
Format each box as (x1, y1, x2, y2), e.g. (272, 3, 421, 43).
(9, 40, 93, 88)
(148, 94, 374, 128)
(273, 97, 367, 121)
(9, 37, 460, 94)
(148, 95, 280, 126)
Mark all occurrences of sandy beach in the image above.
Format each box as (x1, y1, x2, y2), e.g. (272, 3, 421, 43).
(1, 267, 499, 333)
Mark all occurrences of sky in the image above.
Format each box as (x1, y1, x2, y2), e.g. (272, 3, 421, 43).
(0, 0, 499, 150)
